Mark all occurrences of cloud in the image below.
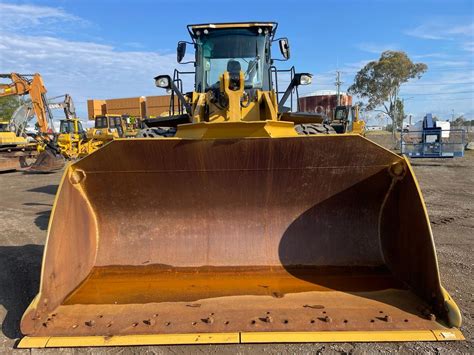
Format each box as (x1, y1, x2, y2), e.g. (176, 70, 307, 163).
(356, 43, 400, 54)
(463, 41, 474, 52)
(0, 3, 190, 118)
(0, 33, 191, 116)
(412, 52, 448, 59)
(0, 3, 86, 32)
(405, 21, 474, 41)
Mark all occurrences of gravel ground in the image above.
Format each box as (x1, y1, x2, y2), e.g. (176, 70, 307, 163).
(0, 135, 472, 354)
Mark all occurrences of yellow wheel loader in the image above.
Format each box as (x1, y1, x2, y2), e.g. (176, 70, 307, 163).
(19, 22, 463, 348)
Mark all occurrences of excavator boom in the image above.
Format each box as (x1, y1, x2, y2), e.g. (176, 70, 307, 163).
(0, 73, 64, 171)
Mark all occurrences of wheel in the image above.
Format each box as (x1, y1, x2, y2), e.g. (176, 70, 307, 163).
(136, 127, 177, 138)
(294, 123, 337, 135)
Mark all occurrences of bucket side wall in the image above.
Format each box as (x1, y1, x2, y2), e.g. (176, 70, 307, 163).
(380, 160, 444, 319)
(21, 167, 98, 334)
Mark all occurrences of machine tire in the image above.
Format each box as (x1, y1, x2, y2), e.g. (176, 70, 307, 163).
(137, 127, 177, 138)
(295, 123, 336, 135)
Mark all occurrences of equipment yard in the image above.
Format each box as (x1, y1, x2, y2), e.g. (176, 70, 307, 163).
(1, 134, 472, 354)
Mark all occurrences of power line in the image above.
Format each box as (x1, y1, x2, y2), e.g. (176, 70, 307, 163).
(335, 71, 343, 105)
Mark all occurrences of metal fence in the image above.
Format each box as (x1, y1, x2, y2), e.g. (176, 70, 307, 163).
(400, 129, 466, 158)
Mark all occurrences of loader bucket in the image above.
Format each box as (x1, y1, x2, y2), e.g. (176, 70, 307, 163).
(20, 135, 463, 347)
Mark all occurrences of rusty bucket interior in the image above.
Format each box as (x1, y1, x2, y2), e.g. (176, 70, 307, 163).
(21, 135, 460, 341)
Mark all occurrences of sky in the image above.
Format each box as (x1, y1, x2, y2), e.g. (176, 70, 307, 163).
(0, 0, 473, 125)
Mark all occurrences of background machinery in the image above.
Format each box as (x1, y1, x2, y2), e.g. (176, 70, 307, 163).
(401, 113, 465, 158)
(51, 94, 100, 159)
(20, 22, 463, 348)
(0, 73, 64, 172)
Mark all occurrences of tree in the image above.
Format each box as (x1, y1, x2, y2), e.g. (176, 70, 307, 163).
(452, 115, 465, 127)
(0, 96, 21, 119)
(348, 51, 427, 135)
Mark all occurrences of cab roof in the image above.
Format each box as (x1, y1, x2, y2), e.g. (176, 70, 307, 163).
(187, 22, 278, 40)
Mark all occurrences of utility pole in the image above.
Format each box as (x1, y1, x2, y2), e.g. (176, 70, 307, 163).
(335, 71, 342, 106)
(451, 109, 455, 122)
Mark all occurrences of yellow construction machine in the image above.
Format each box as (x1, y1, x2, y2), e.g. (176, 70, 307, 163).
(51, 94, 100, 159)
(332, 105, 365, 135)
(87, 114, 130, 140)
(0, 73, 64, 172)
(20, 22, 463, 348)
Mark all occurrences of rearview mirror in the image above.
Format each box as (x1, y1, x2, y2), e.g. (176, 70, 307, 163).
(177, 41, 186, 63)
(279, 38, 290, 60)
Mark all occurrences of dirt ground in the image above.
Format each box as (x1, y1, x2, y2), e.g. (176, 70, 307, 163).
(0, 134, 472, 354)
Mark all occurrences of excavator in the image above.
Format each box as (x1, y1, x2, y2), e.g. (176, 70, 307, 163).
(0, 73, 64, 172)
(19, 22, 463, 348)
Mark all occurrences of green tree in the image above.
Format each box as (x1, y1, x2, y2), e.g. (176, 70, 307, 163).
(348, 51, 427, 135)
(0, 96, 21, 119)
(452, 115, 465, 127)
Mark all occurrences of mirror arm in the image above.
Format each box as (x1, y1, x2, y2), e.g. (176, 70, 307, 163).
(169, 81, 193, 114)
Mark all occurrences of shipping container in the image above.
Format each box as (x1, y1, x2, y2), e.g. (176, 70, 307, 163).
(87, 99, 106, 120)
(145, 95, 179, 117)
(105, 97, 146, 118)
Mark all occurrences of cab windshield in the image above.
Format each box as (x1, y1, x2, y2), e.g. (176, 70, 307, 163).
(109, 116, 122, 128)
(60, 120, 74, 134)
(95, 116, 108, 129)
(196, 29, 268, 92)
(0, 123, 9, 132)
(60, 120, 85, 134)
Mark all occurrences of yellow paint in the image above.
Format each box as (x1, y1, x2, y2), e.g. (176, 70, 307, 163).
(18, 337, 49, 348)
(18, 330, 464, 348)
(175, 120, 298, 139)
(221, 71, 245, 121)
(18, 333, 240, 348)
(432, 329, 464, 341)
(241, 330, 463, 343)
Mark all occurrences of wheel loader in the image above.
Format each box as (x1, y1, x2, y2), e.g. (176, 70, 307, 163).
(19, 22, 463, 348)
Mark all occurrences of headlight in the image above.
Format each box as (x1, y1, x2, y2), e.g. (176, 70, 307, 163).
(299, 74, 312, 85)
(154, 75, 172, 89)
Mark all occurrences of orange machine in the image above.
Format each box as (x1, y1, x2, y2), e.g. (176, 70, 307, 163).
(0, 73, 64, 172)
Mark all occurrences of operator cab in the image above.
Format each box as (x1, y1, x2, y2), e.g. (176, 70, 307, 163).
(189, 24, 276, 93)
(331, 106, 356, 133)
(59, 119, 85, 135)
(0, 120, 10, 132)
(94, 115, 125, 137)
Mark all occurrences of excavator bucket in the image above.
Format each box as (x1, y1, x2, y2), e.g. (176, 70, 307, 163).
(27, 149, 65, 173)
(20, 135, 463, 348)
